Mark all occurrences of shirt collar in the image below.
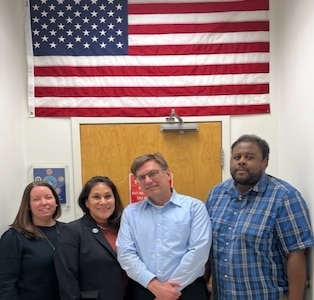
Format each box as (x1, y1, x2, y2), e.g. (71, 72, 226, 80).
(231, 172, 268, 195)
(252, 172, 268, 193)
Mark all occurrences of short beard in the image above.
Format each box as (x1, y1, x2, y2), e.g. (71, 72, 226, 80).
(231, 174, 260, 186)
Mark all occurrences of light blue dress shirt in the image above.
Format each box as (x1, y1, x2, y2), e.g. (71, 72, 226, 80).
(116, 189, 212, 290)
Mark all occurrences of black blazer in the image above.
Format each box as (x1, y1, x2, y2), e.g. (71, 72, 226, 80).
(54, 214, 124, 300)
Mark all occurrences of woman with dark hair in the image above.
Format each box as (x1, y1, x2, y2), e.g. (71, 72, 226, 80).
(0, 180, 62, 300)
(54, 176, 127, 300)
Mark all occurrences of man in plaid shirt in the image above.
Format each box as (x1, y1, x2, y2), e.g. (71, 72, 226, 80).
(206, 134, 314, 300)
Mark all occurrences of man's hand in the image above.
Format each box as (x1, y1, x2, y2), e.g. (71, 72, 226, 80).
(147, 278, 182, 300)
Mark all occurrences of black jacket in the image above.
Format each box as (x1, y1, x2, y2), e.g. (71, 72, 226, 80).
(54, 214, 124, 300)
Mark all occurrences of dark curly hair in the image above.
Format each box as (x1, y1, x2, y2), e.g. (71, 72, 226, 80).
(231, 134, 270, 160)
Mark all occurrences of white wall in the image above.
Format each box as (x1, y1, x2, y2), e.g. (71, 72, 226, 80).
(274, 0, 314, 297)
(1, 0, 313, 297)
(0, 0, 28, 233)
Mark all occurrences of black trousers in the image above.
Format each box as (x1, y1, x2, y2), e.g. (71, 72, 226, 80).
(125, 276, 209, 300)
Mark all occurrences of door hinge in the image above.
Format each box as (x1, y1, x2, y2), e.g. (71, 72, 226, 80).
(306, 278, 312, 288)
(220, 148, 224, 168)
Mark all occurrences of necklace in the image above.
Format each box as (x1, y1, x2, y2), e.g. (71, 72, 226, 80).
(96, 223, 111, 231)
(37, 224, 59, 251)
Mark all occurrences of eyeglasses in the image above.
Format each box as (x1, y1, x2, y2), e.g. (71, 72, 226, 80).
(136, 169, 164, 183)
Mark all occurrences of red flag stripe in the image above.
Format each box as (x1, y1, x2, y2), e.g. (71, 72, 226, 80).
(35, 104, 270, 118)
(129, 0, 269, 14)
(34, 63, 269, 77)
(129, 42, 269, 55)
(129, 21, 269, 35)
(35, 84, 269, 98)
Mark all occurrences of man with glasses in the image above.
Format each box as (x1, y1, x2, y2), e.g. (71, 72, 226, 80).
(117, 153, 211, 300)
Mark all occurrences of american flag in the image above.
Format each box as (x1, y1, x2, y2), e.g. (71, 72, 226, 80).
(25, 0, 270, 117)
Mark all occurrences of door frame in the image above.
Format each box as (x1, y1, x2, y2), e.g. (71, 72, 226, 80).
(71, 116, 230, 218)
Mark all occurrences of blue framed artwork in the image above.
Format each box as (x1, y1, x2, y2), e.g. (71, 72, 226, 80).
(31, 166, 68, 205)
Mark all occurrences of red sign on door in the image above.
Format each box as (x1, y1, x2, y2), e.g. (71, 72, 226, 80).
(129, 174, 146, 204)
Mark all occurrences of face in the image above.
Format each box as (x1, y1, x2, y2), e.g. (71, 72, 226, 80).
(135, 160, 171, 204)
(85, 183, 115, 224)
(30, 186, 58, 225)
(230, 141, 268, 192)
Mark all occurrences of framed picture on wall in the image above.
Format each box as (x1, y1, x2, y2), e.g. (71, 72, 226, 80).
(29, 165, 69, 206)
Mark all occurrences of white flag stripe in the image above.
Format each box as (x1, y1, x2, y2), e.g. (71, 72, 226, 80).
(34, 53, 269, 67)
(129, 11, 269, 25)
(35, 73, 269, 87)
(35, 94, 269, 108)
(129, 32, 269, 46)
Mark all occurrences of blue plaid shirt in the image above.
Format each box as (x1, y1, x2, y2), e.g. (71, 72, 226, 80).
(206, 173, 314, 300)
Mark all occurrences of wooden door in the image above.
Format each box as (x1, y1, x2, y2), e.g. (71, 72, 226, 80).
(80, 122, 222, 207)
